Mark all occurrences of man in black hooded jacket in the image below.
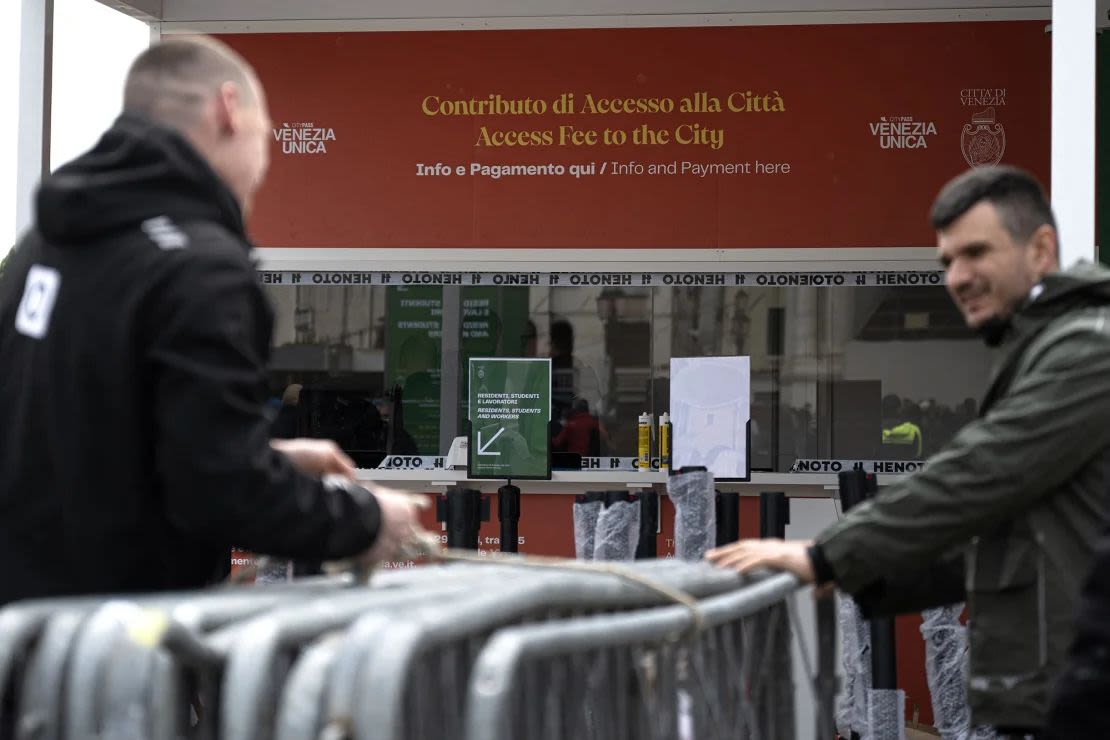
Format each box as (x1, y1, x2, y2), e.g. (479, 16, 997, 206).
(0, 37, 420, 605)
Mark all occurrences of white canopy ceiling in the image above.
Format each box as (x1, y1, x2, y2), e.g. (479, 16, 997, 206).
(98, 0, 1057, 25)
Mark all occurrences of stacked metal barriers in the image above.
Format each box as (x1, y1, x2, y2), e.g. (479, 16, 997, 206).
(0, 559, 836, 740)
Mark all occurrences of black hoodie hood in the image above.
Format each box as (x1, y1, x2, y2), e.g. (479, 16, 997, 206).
(35, 111, 245, 245)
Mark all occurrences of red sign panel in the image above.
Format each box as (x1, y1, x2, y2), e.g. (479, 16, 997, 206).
(220, 23, 1049, 249)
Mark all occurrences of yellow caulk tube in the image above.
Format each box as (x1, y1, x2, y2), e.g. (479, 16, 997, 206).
(637, 411, 652, 471)
(659, 412, 671, 471)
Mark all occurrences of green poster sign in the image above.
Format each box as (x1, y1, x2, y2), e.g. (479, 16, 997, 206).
(461, 287, 532, 359)
(387, 286, 534, 453)
(468, 357, 552, 480)
(457, 286, 532, 440)
(384, 286, 442, 454)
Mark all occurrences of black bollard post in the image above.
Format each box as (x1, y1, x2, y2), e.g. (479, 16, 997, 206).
(435, 488, 488, 550)
(837, 468, 870, 513)
(715, 491, 741, 546)
(758, 491, 789, 539)
(605, 490, 635, 508)
(837, 469, 898, 691)
(498, 482, 521, 553)
(815, 593, 840, 739)
(635, 491, 659, 559)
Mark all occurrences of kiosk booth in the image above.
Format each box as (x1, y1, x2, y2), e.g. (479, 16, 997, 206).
(16, 0, 1106, 732)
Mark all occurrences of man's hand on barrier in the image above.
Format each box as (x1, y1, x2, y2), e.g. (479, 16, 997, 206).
(271, 438, 356, 480)
(361, 489, 430, 565)
(706, 538, 817, 583)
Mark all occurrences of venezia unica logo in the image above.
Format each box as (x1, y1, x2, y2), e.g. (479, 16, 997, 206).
(273, 122, 337, 155)
(869, 116, 938, 150)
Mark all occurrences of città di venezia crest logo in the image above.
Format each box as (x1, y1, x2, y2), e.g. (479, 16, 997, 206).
(961, 107, 1006, 167)
(959, 88, 1006, 168)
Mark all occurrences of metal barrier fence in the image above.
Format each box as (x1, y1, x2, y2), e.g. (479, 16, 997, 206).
(0, 559, 836, 740)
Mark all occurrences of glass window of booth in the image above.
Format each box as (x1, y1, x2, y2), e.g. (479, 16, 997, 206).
(263, 280, 990, 473)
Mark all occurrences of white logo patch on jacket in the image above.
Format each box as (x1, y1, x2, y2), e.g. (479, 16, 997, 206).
(141, 216, 189, 250)
(15, 265, 61, 339)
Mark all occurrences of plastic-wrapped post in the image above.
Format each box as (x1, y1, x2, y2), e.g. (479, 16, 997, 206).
(254, 558, 293, 584)
(836, 595, 872, 738)
(839, 469, 904, 740)
(667, 467, 716, 560)
(593, 491, 641, 561)
(572, 492, 605, 560)
(921, 604, 968, 740)
(862, 474, 898, 692)
(921, 605, 999, 740)
(867, 688, 907, 740)
(839, 470, 899, 686)
(836, 470, 872, 739)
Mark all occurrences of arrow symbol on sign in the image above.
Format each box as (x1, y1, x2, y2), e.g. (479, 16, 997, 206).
(477, 428, 504, 456)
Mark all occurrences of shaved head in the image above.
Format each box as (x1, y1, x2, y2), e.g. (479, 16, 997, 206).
(122, 36, 273, 212)
(124, 37, 257, 129)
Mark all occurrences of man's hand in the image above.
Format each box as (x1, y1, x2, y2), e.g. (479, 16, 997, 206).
(361, 488, 427, 565)
(271, 438, 356, 480)
(706, 538, 818, 584)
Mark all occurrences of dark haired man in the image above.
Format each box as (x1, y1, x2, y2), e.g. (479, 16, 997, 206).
(709, 166, 1110, 736)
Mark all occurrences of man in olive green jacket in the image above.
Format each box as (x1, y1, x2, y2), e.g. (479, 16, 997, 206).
(709, 166, 1110, 736)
